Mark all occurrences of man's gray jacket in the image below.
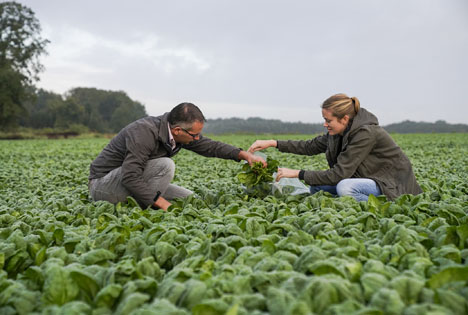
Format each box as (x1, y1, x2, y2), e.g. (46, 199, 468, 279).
(89, 113, 241, 207)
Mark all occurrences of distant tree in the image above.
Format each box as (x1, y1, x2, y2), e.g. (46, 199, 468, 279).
(0, 1, 49, 130)
(54, 98, 85, 129)
(65, 87, 147, 132)
(0, 65, 25, 128)
(203, 117, 325, 134)
(383, 120, 468, 133)
(110, 102, 145, 132)
(18, 87, 148, 133)
(19, 88, 63, 128)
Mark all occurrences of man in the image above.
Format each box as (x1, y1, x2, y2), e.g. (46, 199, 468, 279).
(89, 102, 265, 210)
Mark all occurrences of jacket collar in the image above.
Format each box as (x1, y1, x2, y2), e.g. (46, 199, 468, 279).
(158, 112, 182, 154)
(343, 107, 379, 145)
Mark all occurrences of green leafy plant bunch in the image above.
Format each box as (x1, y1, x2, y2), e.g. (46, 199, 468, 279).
(237, 156, 279, 198)
(237, 156, 279, 188)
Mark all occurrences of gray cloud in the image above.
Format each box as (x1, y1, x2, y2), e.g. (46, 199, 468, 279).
(21, 0, 468, 125)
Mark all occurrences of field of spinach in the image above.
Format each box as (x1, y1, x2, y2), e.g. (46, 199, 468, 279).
(0, 133, 467, 315)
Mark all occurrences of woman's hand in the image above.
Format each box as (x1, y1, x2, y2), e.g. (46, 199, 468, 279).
(248, 140, 277, 153)
(276, 167, 300, 181)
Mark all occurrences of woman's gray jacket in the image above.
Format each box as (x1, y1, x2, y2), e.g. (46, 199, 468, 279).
(277, 108, 423, 200)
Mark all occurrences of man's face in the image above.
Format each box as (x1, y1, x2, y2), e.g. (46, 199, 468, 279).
(172, 121, 204, 144)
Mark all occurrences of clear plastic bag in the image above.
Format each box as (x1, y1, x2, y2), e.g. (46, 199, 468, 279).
(272, 172, 311, 196)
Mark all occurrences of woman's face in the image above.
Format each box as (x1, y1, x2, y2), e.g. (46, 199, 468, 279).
(322, 108, 349, 135)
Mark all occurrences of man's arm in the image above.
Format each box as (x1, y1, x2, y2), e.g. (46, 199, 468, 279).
(183, 135, 248, 161)
(238, 150, 267, 167)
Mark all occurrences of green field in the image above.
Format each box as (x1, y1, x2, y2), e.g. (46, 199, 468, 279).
(1, 134, 467, 314)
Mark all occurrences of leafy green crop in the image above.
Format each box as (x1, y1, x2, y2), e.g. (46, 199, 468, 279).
(237, 156, 279, 188)
(0, 134, 467, 314)
(237, 156, 279, 198)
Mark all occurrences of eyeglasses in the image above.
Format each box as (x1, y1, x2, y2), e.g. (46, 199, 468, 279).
(180, 127, 200, 139)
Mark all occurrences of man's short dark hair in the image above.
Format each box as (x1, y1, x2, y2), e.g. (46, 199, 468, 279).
(168, 102, 206, 128)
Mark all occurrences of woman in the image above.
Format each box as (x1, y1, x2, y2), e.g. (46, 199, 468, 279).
(248, 93, 423, 201)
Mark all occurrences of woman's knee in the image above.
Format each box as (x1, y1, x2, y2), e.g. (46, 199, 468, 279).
(336, 179, 355, 197)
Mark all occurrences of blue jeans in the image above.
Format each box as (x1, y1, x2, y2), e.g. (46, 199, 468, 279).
(310, 178, 381, 202)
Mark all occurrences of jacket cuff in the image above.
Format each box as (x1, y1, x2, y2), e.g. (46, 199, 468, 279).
(276, 140, 286, 151)
(151, 191, 162, 209)
(234, 147, 243, 162)
(298, 170, 305, 180)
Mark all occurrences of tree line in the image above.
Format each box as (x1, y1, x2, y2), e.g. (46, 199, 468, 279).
(203, 117, 325, 134)
(10, 91, 468, 134)
(203, 117, 468, 134)
(383, 120, 468, 134)
(18, 87, 147, 133)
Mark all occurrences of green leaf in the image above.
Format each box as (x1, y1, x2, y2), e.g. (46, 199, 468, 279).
(115, 292, 150, 315)
(369, 288, 405, 315)
(435, 288, 467, 314)
(42, 264, 79, 305)
(153, 242, 178, 268)
(427, 266, 468, 289)
(53, 228, 64, 245)
(70, 269, 100, 303)
(176, 279, 207, 309)
(80, 249, 116, 265)
(192, 299, 229, 315)
(266, 287, 296, 315)
(261, 239, 276, 255)
(456, 224, 468, 249)
(95, 284, 123, 308)
(360, 273, 388, 301)
(308, 261, 345, 278)
(57, 301, 92, 314)
(226, 303, 239, 315)
(140, 298, 189, 314)
(389, 275, 425, 305)
(35, 246, 47, 266)
(23, 266, 44, 287)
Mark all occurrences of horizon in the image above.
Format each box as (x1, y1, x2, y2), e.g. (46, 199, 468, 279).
(203, 116, 467, 126)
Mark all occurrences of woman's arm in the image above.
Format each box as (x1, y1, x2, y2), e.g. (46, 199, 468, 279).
(248, 134, 329, 156)
(276, 134, 328, 156)
(248, 140, 277, 153)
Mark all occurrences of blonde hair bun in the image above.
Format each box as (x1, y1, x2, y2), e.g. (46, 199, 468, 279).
(322, 93, 360, 119)
(350, 96, 360, 114)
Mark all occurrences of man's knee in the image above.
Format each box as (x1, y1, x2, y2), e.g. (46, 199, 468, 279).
(146, 158, 175, 178)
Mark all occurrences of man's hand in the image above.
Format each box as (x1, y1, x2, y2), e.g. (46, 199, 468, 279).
(248, 140, 277, 153)
(153, 196, 171, 211)
(238, 150, 267, 167)
(276, 167, 300, 181)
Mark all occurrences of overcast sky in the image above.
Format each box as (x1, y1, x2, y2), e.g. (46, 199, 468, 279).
(20, 0, 468, 125)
